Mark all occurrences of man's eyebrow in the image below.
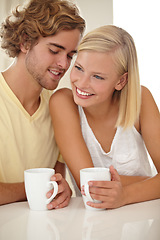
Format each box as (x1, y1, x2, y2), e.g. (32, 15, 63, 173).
(48, 43, 77, 53)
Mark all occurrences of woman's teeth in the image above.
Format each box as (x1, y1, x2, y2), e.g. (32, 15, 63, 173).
(77, 88, 92, 96)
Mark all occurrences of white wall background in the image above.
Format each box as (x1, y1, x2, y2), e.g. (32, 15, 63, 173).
(0, 0, 24, 70)
(113, 0, 160, 109)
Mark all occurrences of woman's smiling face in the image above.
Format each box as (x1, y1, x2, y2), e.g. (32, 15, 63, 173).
(70, 50, 121, 109)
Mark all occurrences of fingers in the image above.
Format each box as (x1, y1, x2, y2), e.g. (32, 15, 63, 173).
(109, 165, 121, 182)
(82, 184, 120, 209)
(46, 174, 72, 210)
(86, 200, 114, 209)
(47, 193, 70, 210)
(84, 184, 122, 209)
(81, 167, 124, 209)
(88, 181, 121, 199)
(88, 180, 115, 188)
(86, 199, 109, 209)
(50, 173, 62, 182)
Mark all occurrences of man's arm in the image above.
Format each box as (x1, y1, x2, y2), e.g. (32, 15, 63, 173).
(0, 162, 71, 207)
(0, 182, 26, 205)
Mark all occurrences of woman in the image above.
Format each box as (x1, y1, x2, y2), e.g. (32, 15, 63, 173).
(50, 25, 160, 209)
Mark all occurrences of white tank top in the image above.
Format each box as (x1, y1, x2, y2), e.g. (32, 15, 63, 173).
(78, 106, 152, 176)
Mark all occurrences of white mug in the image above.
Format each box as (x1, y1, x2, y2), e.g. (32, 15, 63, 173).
(24, 168, 58, 211)
(80, 167, 111, 210)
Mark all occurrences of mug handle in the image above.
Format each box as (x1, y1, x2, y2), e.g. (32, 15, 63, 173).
(46, 181, 58, 205)
(84, 182, 93, 202)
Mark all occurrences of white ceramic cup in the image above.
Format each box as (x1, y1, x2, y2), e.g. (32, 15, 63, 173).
(80, 167, 111, 210)
(24, 168, 58, 211)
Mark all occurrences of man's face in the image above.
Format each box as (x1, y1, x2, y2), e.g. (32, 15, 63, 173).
(24, 29, 81, 90)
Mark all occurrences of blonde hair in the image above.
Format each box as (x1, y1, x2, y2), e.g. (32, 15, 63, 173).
(78, 25, 141, 129)
(0, 0, 85, 58)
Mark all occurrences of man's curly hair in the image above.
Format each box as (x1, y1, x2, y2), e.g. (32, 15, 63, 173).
(0, 0, 85, 58)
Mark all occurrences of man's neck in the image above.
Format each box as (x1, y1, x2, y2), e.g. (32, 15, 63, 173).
(2, 59, 43, 116)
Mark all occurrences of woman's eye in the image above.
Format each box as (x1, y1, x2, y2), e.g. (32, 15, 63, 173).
(93, 75, 104, 80)
(75, 65, 83, 71)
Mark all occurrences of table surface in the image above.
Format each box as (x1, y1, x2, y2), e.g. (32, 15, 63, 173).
(0, 197, 160, 240)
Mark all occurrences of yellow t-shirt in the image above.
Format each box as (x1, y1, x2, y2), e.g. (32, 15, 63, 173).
(0, 73, 60, 183)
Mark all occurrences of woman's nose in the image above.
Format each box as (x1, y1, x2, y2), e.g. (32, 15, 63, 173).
(78, 74, 90, 88)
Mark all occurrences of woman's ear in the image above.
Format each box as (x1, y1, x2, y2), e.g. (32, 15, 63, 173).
(115, 72, 128, 91)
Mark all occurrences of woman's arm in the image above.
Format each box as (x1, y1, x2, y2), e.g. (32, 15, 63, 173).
(125, 86, 160, 202)
(86, 86, 160, 209)
(49, 88, 94, 189)
(49, 87, 160, 208)
(85, 166, 160, 209)
(140, 86, 160, 173)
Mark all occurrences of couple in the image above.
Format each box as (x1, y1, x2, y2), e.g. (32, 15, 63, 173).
(0, 0, 159, 210)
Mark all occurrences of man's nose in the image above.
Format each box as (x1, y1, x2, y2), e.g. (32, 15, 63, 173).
(57, 55, 70, 70)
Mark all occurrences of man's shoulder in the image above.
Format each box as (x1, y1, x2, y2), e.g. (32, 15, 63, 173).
(41, 89, 54, 101)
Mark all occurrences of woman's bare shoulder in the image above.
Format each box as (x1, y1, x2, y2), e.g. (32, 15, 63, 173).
(140, 85, 160, 133)
(50, 88, 76, 108)
(141, 85, 159, 112)
(49, 87, 79, 118)
(50, 88, 72, 101)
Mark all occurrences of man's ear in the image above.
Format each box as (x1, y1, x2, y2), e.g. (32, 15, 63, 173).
(20, 34, 31, 53)
(115, 72, 128, 91)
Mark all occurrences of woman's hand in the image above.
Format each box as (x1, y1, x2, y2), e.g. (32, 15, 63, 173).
(81, 166, 126, 209)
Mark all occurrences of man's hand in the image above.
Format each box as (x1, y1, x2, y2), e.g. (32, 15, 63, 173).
(46, 173, 72, 209)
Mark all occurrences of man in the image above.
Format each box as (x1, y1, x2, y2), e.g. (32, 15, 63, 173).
(0, 0, 85, 208)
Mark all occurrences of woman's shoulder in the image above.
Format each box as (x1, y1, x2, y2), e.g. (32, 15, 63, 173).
(141, 85, 159, 112)
(50, 87, 72, 100)
(141, 85, 153, 98)
(134, 86, 158, 133)
(50, 88, 73, 107)
(49, 88, 78, 114)
(140, 85, 159, 131)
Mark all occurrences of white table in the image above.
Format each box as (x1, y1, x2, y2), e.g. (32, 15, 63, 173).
(0, 197, 160, 240)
